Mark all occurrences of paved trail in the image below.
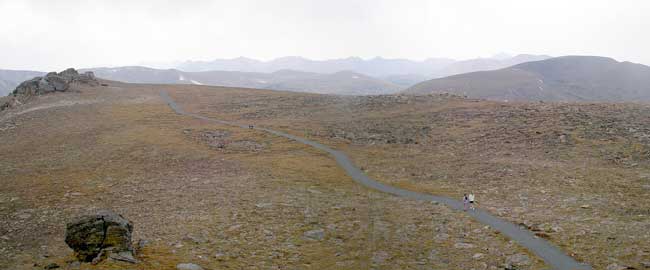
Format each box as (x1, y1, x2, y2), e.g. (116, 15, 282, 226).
(161, 91, 591, 270)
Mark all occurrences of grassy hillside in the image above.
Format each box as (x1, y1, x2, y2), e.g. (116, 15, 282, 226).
(177, 87, 650, 269)
(3, 80, 649, 269)
(0, 83, 542, 269)
(405, 56, 650, 102)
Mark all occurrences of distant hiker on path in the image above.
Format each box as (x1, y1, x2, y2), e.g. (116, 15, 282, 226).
(468, 193, 475, 210)
(463, 194, 469, 211)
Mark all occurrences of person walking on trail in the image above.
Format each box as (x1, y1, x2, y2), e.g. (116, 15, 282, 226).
(463, 194, 469, 211)
(468, 192, 475, 210)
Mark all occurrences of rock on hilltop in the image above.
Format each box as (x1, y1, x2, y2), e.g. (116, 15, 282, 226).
(12, 68, 98, 96)
(1, 68, 99, 112)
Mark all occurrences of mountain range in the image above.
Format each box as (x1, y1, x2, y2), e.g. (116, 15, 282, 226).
(1, 54, 551, 96)
(404, 56, 650, 102)
(166, 54, 551, 80)
(4, 54, 650, 101)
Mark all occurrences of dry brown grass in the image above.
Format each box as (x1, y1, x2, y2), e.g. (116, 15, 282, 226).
(1, 83, 545, 269)
(167, 85, 650, 269)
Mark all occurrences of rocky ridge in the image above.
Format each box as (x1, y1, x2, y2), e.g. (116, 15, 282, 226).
(0, 68, 99, 111)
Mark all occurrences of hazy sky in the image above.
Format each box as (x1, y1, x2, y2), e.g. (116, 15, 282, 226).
(1, 0, 649, 71)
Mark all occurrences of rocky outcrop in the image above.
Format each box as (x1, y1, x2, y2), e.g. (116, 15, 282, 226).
(0, 68, 99, 112)
(64, 210, 135, 263)
(12, 68, 98, 96)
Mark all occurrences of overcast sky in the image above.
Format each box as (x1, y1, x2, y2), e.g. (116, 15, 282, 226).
(1, 0, 649, 71)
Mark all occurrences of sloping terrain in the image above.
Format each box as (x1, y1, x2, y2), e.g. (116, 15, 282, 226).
(162, 91, 588, 270)
(178, 88, 650, 269)
(405, 56, 650, 102)
(431, 54, 551, 78)
(83, 67, 401, 95)
(380, 73, 430, 88)
(3, 78, 648, 269)
(0, 82, 544, 269)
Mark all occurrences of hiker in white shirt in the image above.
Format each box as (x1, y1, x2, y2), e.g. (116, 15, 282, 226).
(468, 193, 475, 210)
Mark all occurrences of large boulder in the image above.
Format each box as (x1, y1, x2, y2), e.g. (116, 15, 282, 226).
(75, 71, 98, 85)
(0, 68, 99, 112)
(11, 77, 44, 96)
(64, 210, 134, 262)
(44, 74, 70, 91)
(59, 68, 79, 78)
(12, 68, 98, 96)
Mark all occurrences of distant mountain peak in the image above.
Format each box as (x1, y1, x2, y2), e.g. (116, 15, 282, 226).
(273, 56, 308, 61)
(232, 56, 255, 60)
(491, 52, 512, 60)
(405, 55, 650, 102)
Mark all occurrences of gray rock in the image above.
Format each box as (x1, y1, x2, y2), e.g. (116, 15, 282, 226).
(453, 242, 474, 249)
(76, 72, 99, 86)
(108, 250, 138, 263)
(183, 234, 207, 244)
(64, 209, 134, 262)
(12, 68, 98, 96)
(59, 68, 79, 79)
(38, 77, 55, 92)
(45, 75, 70, 91)
(506, 253, 531, 266)
(67, 261, 80, 269)
(43, 263, 59, 269)
(304, 228, 325, 241)
(606, 263, 628, 270)
(12, 77, 43, 95)
(176, 263, 204, 270)
(84, 71, 96, 80)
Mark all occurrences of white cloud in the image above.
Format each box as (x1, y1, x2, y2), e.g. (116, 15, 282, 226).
(0, 0, 648, 70)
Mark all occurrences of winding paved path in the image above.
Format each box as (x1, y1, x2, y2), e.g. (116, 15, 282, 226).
(161, 91, 591, 270)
